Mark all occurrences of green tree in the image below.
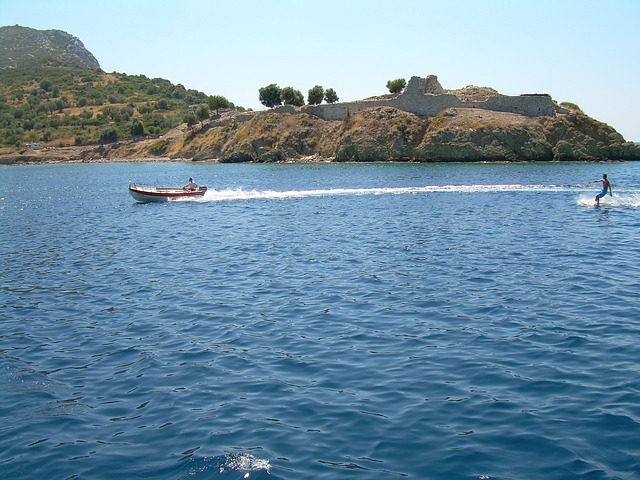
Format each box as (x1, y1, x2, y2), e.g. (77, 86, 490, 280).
(324, 88, 339, 104)
(281, 86, 304, 106)
(130, 118, 145, 138)
(39, 80, 53, 92)
(258, 84, 282, 108)
(22, 118, 35, 131)
(196, 104, 210, 123)
(183, 112, 197, 130)
(53, 98, 67, 113)
(307, 85, 324, 105)
(386, 78, 407, 94)
(207, 95, 230, 115)
(98, 125, 118, 143)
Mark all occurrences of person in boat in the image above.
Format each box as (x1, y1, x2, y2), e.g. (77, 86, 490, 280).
(183, 178, 198, 191)
(590, 173, 612, 206)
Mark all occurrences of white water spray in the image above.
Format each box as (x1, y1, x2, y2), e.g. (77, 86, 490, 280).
(576, 192, 640, 208)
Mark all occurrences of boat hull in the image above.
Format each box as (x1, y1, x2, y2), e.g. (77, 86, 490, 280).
(128, 185, 207, 203)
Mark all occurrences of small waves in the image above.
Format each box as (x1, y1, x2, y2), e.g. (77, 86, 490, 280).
(2, 162, 640, 480)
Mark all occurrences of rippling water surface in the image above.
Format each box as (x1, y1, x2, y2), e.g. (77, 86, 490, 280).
(1, 161, 639, 479)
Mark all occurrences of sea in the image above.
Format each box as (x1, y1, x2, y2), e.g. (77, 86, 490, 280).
(1, 160, 639, 480)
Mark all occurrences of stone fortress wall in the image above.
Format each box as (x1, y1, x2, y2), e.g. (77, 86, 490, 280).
(292, 75, 564, 120)
(209, 75, 566, 129)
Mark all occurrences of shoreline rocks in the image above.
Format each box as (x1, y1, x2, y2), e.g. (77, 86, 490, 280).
(2, 106, 639, 165)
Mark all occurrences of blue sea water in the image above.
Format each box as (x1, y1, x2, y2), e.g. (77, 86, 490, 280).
(1, 161, 639, 480)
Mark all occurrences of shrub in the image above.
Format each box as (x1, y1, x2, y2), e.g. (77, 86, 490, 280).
(258, 84, 282, 108)
(281, 87, 304, 107)
(130, 118, 145, 137)
(559, 101, 582, 113)
(149, 138, 169, 155)
(307, 85, 324, 105)
(324, 88, 339, 104)
(98, 125, 118, 143)
(386, 78, 407, 94)
(208, 95, 230, 114)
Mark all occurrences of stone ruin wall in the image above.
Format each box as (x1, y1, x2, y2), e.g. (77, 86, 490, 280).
(297, 75, 562, 120)
(209, 75, 564, 129)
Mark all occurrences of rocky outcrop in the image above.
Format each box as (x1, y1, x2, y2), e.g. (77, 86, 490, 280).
(125, 106, 640, 163)
(0, 25, 100, 70)
(3, 105, 637, 164)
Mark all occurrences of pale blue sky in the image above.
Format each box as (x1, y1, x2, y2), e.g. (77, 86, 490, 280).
(2, 0, 639, 140)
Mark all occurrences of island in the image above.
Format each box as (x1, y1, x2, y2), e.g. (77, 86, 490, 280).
(1, 26, 638, 164)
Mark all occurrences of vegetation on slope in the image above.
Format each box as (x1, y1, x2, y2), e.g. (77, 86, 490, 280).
(0, 26, 239, 154)
(0, 66, 226, 152)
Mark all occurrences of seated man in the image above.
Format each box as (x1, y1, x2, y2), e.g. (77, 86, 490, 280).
(183, 178, 198, 190)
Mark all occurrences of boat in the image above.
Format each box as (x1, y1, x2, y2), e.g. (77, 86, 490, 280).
(128, 183, 208, 202)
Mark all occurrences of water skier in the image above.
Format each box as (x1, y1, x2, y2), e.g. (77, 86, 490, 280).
(590, 174, 612, 206)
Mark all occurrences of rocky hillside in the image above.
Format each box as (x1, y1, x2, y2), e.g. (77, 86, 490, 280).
(1, 26, 637, 164)
(0, 25, 100, 70)
(5, 104, 638, 164)
(0, 26, 218, 153)
(148, 106, 640, 162)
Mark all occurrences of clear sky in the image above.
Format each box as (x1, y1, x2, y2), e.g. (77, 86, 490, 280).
(2, 0, 639, 140)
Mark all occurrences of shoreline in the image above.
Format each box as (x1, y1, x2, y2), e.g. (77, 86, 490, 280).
(1, 155, 625, 167)
(0, 138, 632, 167)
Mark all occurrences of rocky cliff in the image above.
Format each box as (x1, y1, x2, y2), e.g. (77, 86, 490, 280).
(99, 103, 638, 163)
(110, 77, 638, 163)
(5, 103, 638, 164)
(0, 25, 100, 70)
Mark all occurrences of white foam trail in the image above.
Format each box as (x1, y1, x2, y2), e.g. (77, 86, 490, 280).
(198, 184, 593, 202)
(577, 193, 640, 208)
(188, 184, 640, 206)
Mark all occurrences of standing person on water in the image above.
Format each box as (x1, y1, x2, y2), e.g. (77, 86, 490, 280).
(591, 173, 612, 206)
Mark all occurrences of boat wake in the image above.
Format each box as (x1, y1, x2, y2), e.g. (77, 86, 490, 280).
(197, 184, 607, 203)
